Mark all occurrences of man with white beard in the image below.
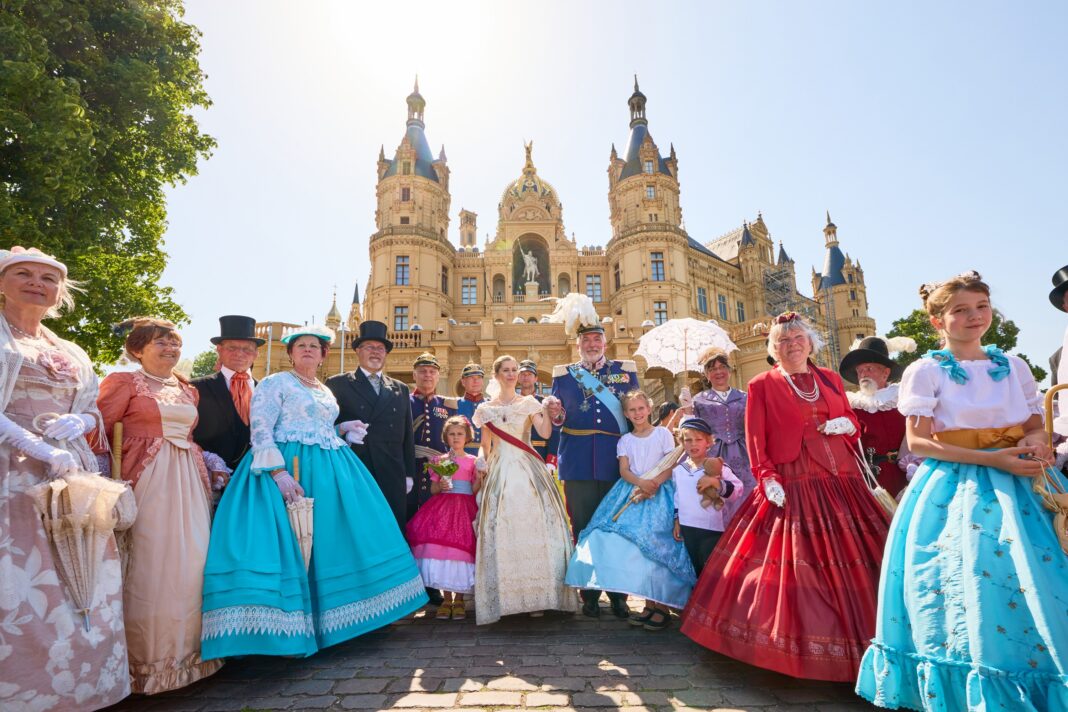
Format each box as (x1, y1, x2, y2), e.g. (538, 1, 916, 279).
(838, 336, 917, 498)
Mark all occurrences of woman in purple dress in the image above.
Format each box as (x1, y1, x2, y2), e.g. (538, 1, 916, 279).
(673, 348, 756, 522)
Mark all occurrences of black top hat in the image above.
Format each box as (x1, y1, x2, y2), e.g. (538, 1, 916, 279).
(210, 315, 265, 346)
(351, 320, 393, 352)
(1050, 265, 1068, 312)
(838, 336, 903, 385)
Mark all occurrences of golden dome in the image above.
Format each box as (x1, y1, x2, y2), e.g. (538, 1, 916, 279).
(500, 141, 558, 206)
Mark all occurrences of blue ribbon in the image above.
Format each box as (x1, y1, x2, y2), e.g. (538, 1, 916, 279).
(924, 345, 1010, 385)
(568, 365, 628, 433)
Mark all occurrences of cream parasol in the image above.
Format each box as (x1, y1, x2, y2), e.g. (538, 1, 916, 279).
(612, 444, 685, 521)
(286, 456, 314, 571)
(29, 468, 136, 631)
(634, 318, 738, 376)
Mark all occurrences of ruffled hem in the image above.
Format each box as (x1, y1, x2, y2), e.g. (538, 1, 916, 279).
(856, 641, 1068, 712)
(131, 655, 223, 695)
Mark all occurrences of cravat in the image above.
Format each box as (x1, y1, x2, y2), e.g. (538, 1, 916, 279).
(370, 372, 382, 395)
(230, 371, 252, 425)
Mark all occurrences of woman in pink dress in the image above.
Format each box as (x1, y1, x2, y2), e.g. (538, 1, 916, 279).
(405, 415, 482, 620)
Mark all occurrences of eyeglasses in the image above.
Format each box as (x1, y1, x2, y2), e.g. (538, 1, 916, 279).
(221, 344, 258, 355)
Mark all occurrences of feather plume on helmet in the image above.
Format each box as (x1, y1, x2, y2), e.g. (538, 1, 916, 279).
(541, 292, 603, 338)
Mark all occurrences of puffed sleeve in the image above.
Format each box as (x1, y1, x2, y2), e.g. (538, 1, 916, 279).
(1008, 354, 1043, 417)
(898, 359, 941, 418)
(472, 402, 494, 429)
(249, 375, 286, 472)
(744, 376, 776, 482)
(94, 373, 134, 455)
(657, 426, 676, 458)
(517, 395, 545, 417)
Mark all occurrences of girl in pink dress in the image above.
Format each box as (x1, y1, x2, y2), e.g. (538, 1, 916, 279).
(405, 416, 482, 620)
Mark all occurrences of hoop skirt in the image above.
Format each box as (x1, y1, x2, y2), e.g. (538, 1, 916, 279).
(472, 397, 578, 624)
(681, 383, 891, 682)
(565, 477, 696, 608)
(201, 373, 426, 658)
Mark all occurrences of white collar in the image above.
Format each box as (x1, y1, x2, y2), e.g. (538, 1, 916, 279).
(847, 383, 899, 413)
(360, 367, 382, 379)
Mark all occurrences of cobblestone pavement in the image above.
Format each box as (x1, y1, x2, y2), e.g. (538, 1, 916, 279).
(106, 602, 877, 712)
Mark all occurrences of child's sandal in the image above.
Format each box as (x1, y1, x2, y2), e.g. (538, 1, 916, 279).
(451, 600, 466, 620)
(435, 603, 452, 620)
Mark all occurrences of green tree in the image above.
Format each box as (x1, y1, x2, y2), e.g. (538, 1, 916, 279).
(886, 309, 1047, 382)
(0, 0, 215, 364)
(190, 348, 217, 378)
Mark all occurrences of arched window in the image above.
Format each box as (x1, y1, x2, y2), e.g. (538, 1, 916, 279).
(557, 274, 571, 296)
(492, 274, 506, 303)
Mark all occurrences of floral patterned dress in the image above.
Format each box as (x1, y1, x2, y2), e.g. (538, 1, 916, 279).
(0, 334, 129, 711)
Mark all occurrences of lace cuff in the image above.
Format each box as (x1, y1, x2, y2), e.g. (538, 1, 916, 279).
(251, 446, 285, 473)
(202, 450, 232, 474)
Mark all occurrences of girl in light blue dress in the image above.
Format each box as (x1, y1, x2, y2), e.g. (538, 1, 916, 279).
(565, 391, 694, 622)
(201, 326, 426, 659)
(856, 272, 1068, 711)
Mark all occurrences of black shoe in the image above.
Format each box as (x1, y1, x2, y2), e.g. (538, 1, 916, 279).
(643, 609, 670, 631)
(628, 609, 654, 626)
(609, 597, 630, 619)
(426, 587, 444, 606)
(581, 599, 601, 618)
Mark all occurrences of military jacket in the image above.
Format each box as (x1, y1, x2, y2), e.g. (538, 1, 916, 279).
(410, 392, 458, 506)
(455, 394, 488, 457)
(551, 359, 639, 481)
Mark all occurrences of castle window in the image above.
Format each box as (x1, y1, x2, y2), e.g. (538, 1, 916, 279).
(643, 160, 654, 174)
(394, 256, 410, 286)
(401, 187, 411, 201)
(717, 294, 728, 320)
(857, 333, 865, 341)
(653, 301, 668, 325)
(650, 252, 665, 281)
(399, 216, 410, 225)
(613, 263, 621, 290)
(736, 300, 746, 322)
(848, 273, 854, 283)
(697, 287, 708, 314)
(586, 274, 603, 303)
(850, 289, 857, 301)
(393, 306, 409, 331)
(645, 185, 656, 200)
(402, 161, 411, 175)
(461, 277, 477, 305)
(441, 266, 449, 294)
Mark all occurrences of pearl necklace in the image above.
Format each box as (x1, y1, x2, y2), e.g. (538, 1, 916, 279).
(292, 371, 321, 389)
(779, 366, 820, 403)
(10, 322, 45, 340)
(139, 369, 179, 387)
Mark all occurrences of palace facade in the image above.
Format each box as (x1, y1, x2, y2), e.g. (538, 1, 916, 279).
(253, 80, 876, 399)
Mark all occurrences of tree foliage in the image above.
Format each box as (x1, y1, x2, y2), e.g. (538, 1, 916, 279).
(190, 348, 217, 378)
(0, 0, 214, 363)
(886, 309, 1047, 383)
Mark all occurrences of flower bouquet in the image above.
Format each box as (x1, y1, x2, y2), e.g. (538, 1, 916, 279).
(426, 454, 459, 486)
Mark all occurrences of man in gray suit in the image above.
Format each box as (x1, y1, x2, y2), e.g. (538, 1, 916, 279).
(326, 321, 416, 529)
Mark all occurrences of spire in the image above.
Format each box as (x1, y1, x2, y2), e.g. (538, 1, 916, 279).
(438, 144, 447, 162)
(818, 214, 846, 289)
(406, 75, 425, 125)
(378, 145, 385, 162)
(823, 210, 839, 246)
(740, 222, 756, 247)
(825, 210, 835, 229)
(610, 143, 617, 160)
(352, 282, 360, 305)
(325, 289, 342, 328)
(777, 241, 793, 264)
(628, 75, 648, 127)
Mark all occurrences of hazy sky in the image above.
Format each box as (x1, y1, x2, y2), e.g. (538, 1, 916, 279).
(161, 0, 1068, 378)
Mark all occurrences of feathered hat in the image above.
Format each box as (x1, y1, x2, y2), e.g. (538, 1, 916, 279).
(838, 335, 916, 384)
(541, 292, 603, 338)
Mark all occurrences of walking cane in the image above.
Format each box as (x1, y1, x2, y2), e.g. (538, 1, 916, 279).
(111, 422, 123, 481)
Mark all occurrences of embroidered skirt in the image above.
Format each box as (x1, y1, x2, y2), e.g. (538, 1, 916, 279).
(201, 441, 427, 658)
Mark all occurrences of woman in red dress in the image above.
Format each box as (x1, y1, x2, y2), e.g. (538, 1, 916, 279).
(680, 312, 892, 682)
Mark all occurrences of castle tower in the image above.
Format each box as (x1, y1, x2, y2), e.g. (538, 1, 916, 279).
(459, 209, 478, 249)
(365, 79, 455, 335)
(325, 289, 342, 330)
(606, 78, 690, 332)
(812, 212, 876, 365)
(347, 283, 362, 331)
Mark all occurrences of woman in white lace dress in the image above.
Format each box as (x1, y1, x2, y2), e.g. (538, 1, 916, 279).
(472, 356, 577, 624)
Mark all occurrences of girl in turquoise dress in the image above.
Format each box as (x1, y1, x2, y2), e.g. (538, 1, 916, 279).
(856, 272, 1068, 711)
(201, 326, 427, 659)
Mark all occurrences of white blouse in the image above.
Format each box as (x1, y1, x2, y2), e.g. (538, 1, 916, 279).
(898, 354, 1043, 432)
(616, 426, 676, 475)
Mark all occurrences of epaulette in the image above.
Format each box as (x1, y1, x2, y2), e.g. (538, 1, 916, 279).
(618, 360, 638, 373)
(552, 364, 570, 378)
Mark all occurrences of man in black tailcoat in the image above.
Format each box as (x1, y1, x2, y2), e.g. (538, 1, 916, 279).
(192, 315, 264, 475)
(326, 321, 416, 529)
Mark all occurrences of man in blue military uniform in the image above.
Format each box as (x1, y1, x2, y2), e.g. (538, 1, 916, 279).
(455, 362, 487, 457)
(409, 352, 458, 520)
(518, 359, 560, 463)
(546, 300, 639, 619)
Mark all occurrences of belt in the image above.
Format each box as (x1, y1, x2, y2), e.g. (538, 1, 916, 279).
(933, 425, 1025, 450)
(562, 428, 621, 437)
(870, 450, 899, 466)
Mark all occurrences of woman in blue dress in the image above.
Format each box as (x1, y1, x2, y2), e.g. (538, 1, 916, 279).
(201, 326, 427, 659)
(856, 272, 1068, 711)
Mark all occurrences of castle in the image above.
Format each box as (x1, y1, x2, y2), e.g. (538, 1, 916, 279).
(253, 79, 876, 399)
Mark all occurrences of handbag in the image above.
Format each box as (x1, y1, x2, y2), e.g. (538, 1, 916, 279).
(1031, 457, 1068, 556)
(852, 443, 898, 517)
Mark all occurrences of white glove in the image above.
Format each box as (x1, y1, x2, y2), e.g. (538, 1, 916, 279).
(763, 478, 786, 508)
(42, 413, 95, 441)
(338, 419, 366, 434)
(0, 412, 80, 476)
(678, 387, 693, 408)
(272, 471, 304, 504)
(405, 477, 414, 494)
(475, 456, 488, 473)
(821, 416, 857, 436)
(344, 426, 368, 445)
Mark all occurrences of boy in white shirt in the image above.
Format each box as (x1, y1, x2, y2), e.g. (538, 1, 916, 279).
(671, 418, 744, 575)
